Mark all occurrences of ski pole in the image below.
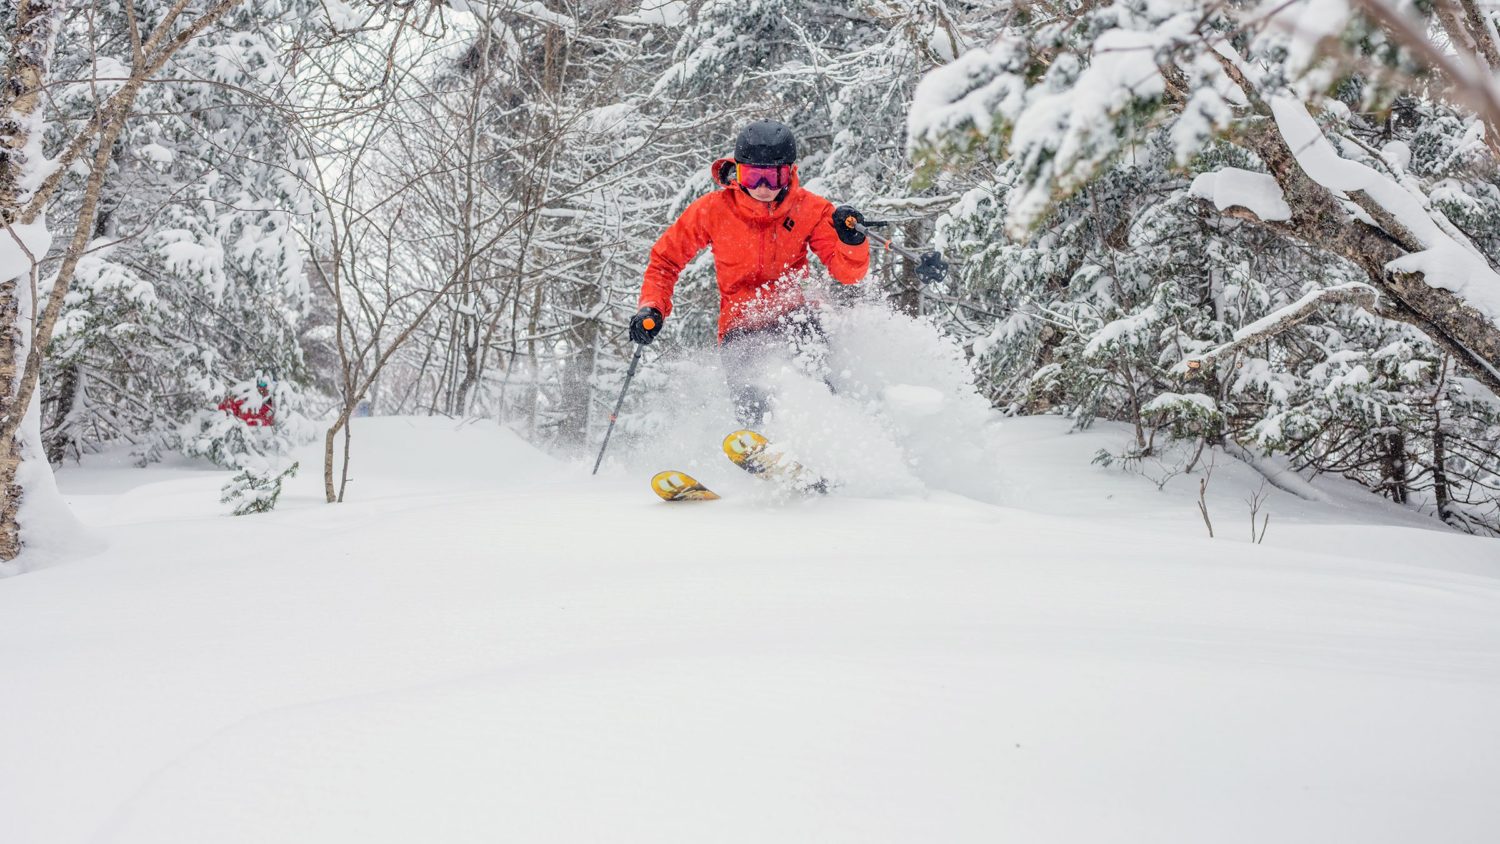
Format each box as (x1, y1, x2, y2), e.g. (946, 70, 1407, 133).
(592, 337, 648, 475)
(847, 219, 949, 285)
(853, 221, 924, 262)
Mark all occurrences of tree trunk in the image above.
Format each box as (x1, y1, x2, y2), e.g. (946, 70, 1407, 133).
(452, 310, 480, 415)
(0, 0, 60, 561)
(889, 222, 923, 316)
(43, 362, 79, 464)
(324, 408, 353, 503)
(557, 309, 599, 450)
(1432, 411, 1452, 523)
(338, 414, 353, 502)
(1382, 430, 1409, 504)
(0, 271, 21, 560)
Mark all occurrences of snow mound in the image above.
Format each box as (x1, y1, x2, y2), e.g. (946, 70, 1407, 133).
(294, 416, 565, 498)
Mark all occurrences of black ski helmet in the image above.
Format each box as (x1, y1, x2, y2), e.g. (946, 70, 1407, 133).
(734, 120, 797, 166)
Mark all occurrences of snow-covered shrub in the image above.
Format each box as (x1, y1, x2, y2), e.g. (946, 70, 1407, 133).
(180, 377, 316, 471)
(1144, 392, 1224, 442)
(221, 461, 300, 516)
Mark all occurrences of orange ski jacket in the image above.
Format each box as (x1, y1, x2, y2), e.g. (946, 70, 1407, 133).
(639, 159, 871, 340)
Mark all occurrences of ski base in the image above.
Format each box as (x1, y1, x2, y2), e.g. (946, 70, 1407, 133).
(722, 429, 829, 494)
(651, 470, 720, 502)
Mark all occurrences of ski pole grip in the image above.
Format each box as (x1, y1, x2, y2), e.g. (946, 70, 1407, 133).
(642, 317, 656, 331)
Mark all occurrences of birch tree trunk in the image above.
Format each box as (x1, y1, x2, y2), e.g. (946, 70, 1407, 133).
(0, 0, 61, 561)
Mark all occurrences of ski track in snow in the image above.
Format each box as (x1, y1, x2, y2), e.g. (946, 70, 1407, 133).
(4, 316, 1500, 842)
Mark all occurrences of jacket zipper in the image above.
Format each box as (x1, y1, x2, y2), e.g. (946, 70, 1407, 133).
(755, 215, 766, 284)
(759, 196, 798, 285)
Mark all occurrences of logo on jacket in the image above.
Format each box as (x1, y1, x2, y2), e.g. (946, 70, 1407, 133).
(782, 218, 795, 232)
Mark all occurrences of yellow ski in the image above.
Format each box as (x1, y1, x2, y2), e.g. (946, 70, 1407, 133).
(722, 429, 828, 494)
(651, 470, 721, 502)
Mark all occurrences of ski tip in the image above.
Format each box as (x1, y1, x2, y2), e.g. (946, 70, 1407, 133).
(722, 429, 770, 465)
(651, 470, 721, 502)
(721, 430, 829, 494)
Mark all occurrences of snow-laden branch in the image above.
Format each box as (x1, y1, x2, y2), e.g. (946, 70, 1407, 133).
(1181, 282, 1379, 372)
(1269, 96, 1500, 327)
(1189, 167, 1291, 221)
(905, 38, 1024, 155)
(906, 13, 1203, 236)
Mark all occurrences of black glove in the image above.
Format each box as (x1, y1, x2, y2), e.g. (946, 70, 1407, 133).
(832, 205, 866, 246)
(629, 307, 663, 345)
(916, 251, 948, 285)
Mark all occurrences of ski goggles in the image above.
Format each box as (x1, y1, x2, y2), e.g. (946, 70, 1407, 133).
(735, 163, 792, 191)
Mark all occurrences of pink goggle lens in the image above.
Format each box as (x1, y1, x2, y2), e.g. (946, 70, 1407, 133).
(736, 163, 790, 190)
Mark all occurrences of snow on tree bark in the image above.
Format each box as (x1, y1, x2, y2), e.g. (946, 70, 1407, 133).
(0, 0, 61, 562)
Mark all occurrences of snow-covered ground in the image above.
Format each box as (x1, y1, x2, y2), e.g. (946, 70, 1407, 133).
(4, 410, 1499, 843)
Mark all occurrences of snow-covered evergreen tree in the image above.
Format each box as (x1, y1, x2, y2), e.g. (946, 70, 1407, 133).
(909, 0, 1500, 531)
(38, 0, 318, 467)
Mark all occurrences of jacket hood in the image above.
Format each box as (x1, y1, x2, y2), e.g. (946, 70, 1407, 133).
(711, 157, 736, 187)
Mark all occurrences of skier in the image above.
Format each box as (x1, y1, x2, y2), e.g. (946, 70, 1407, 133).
(218, 376, 275, 427)
(629, 119, 870, 426)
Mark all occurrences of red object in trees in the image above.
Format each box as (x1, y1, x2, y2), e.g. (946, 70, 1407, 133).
(219, 393, 275, 427)
(638, 158, 870, 340)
